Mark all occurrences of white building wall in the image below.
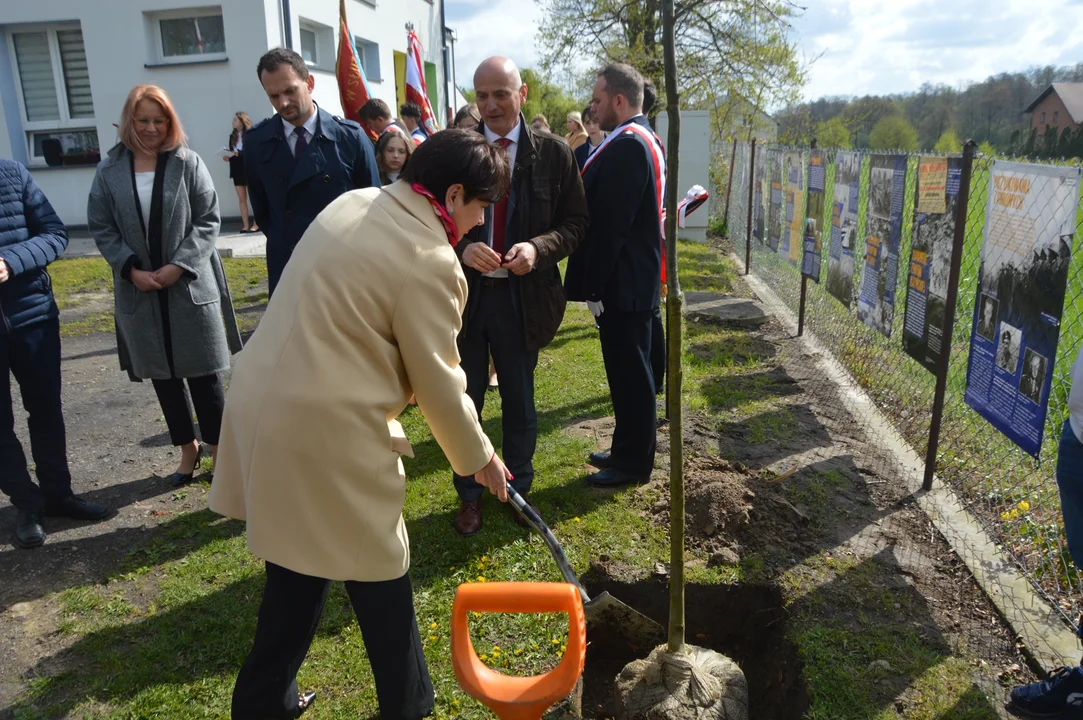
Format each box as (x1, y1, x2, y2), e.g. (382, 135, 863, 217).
(0, 0, 450, 228)
(655, 110, 712, 242)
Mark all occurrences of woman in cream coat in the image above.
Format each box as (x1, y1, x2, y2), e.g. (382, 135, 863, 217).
(209, 129, 512, 720)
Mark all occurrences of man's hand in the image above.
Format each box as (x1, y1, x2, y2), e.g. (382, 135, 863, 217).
(501, 242, 537, 276)
(462, 243, 503, 274)
(152, 264, 185, 289)
(131, 268, 164, 292)
(0, 260, 10, 284)
(222, 155, 231, 162)
(474, 453, 512, 502)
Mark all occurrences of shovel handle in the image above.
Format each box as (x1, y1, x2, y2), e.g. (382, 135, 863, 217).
(451, 582, 586, 720)
(506, 484, 590, 604)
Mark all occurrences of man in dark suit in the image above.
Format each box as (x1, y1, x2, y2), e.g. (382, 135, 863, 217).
(244, 48, 379, 295)
(451, 56, 589, 535)
(565, 63, 665, 487)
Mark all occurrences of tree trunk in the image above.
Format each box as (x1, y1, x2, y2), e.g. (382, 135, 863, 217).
(661, 0, 684, 656)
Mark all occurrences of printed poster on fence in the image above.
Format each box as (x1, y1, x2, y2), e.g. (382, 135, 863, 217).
(827, 151, 861, 307)
(964, 160, 1081, 457)
(753, 154, 766, 243)
(768, 149, 783, 252)
(902, 157, 962, 373)
(803, 150, 826, 281)
(780, 151, 804, 267)
(857, 154, 907, 337)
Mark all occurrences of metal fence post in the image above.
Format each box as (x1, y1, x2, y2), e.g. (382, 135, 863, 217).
(922, 140, 977, 491)
(745, 139, 756, 275)
(723, 138, 738, 231)
(797, 139, 816, 337)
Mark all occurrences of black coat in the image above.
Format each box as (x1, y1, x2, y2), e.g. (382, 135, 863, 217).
(565, 116, 662, 313)
(243, 106, 379, 290)
(457, 117, 589, 350)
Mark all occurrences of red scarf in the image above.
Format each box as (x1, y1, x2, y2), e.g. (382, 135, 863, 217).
(411, 183, 459, 247)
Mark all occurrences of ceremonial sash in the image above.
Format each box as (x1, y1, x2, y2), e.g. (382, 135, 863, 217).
(581, 119, 668, 282)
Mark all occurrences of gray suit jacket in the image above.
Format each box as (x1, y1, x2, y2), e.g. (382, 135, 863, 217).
(88, 144, 242, 380)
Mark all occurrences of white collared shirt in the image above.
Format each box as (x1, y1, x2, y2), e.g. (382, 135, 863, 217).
(283, 108, 319, 155)
(480, 120, 523, 278)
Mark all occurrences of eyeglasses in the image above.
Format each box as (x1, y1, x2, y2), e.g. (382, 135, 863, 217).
(135, 117, 170, 129)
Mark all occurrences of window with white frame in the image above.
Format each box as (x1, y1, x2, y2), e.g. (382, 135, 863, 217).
(148, 8, 226, 64)
(297, 19, 333, 71)
(354, 37, 381, 82)
(8, 25, 100, 167)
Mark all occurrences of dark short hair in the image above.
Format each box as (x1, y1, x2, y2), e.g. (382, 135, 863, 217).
(257, 47, 309, 82)
(402, 129, 510, 205)
(599, 63, 644, 108)
(360, 98, 391, 122)
(581, 105, 594, 123)
(642, 78, 656, 115)
(400, 103, 422, 119)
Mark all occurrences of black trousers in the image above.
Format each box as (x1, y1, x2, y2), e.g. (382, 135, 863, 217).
(652, 308, 666, 395)
(0, 317, 74, 512)
(453, 279, 538, 501)
(598, 308, 657, 476)
(151, 374, 225, 446)
(232, 563, 434, 720)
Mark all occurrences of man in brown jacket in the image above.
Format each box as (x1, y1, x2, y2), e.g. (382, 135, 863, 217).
(452, 56, 589, 535)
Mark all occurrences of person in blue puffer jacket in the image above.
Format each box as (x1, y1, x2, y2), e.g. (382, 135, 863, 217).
(0, 159, 112, 549)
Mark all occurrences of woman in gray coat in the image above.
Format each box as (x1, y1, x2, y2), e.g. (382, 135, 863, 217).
(88, 84, 242, 486)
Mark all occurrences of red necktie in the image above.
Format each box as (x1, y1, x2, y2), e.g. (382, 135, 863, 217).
(492, 138, 512, 255)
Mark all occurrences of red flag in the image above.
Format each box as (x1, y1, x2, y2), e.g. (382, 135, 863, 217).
(336, 0, 372, 124)
(405, 29, 439, 136)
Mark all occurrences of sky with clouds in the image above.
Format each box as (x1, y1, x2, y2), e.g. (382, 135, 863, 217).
(444, 0, 1083, 101)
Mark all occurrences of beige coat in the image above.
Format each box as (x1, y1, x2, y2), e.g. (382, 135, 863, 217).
(208, 181, 494, 582)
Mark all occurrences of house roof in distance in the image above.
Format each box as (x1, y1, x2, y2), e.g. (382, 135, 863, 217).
(1024, 83, 1083, 124)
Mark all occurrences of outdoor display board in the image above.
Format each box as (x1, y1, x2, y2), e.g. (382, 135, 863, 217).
(802, 150, 826, 280)
(780, 151, 804, 267)
(857, 154, 907, 337)
(827, 151, 861, 307)
(753, 154, 766, 243)
(964, 160, 1082, 457)
(768, 149, 783, 252)
(902, 157, 963, 373)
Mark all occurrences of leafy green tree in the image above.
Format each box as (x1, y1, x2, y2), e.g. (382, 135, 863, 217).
(520, 68, 583, 133)
(978, 140, 997, 159)
(933, 129, 962, 153)
(868, 115, 919, 151)
(815, 117, 851, 148)
(1058, 126, 1075, 158)
(1044, 126, 1060, 158)
(1024, 128, 1037, 156)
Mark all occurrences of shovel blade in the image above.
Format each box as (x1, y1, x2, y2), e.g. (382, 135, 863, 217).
(583, 591, 666, 648)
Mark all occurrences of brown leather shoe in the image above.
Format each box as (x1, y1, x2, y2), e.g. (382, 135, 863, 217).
(510, 494, 539, 528)
(454, 500, 482, 536)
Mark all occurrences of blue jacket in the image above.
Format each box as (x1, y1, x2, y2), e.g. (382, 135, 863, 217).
(0, 160, 68, 333)
(243, 105, 379, 293)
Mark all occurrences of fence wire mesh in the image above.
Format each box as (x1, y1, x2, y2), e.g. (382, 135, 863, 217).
(724, 142, 1083, 628)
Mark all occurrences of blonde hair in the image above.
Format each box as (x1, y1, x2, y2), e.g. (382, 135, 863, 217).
(230, 111, 252, 150)
(118, 85, 186, 155)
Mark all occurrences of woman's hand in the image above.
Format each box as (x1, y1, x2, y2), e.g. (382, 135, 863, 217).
(474, 454, 511, 502)
(131, 269, 163, 292)
(222, 155, 230, 162)
(152, 264, 185, 288)
(462, 243, 503, 274)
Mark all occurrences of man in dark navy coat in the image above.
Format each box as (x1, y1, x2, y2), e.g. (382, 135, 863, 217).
(245, 48, 379, 296)
(565, 63, 664, 487)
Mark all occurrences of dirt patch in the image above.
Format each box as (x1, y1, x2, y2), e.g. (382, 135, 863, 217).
(580, 568, 809, 720)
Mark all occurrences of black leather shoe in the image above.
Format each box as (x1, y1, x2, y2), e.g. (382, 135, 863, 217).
(14, 510, 45, 549)
(586, 467, 651, 488)
(295, 691, 316, 717)
(43, 495, 112, 522)
(588, 451, 613, 469)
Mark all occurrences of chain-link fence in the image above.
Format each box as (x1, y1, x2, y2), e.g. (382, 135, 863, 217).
(724, 141, 1083, 627)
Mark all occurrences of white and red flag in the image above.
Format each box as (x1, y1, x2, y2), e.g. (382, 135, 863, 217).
(405, 29, 439, 137)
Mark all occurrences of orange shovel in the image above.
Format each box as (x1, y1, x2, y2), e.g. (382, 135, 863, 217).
(451, 582, 586, 720)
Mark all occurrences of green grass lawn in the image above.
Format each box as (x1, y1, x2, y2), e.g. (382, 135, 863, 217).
(10, 243, 1003, 719)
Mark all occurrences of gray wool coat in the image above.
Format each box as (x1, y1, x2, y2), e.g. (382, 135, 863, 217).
(87, 144, 242, 380)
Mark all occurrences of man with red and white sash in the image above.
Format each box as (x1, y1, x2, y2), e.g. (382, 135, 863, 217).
(565, 63, 665, 487)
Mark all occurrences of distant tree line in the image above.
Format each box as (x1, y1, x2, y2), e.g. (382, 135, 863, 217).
(775, 63, 1083, 158)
